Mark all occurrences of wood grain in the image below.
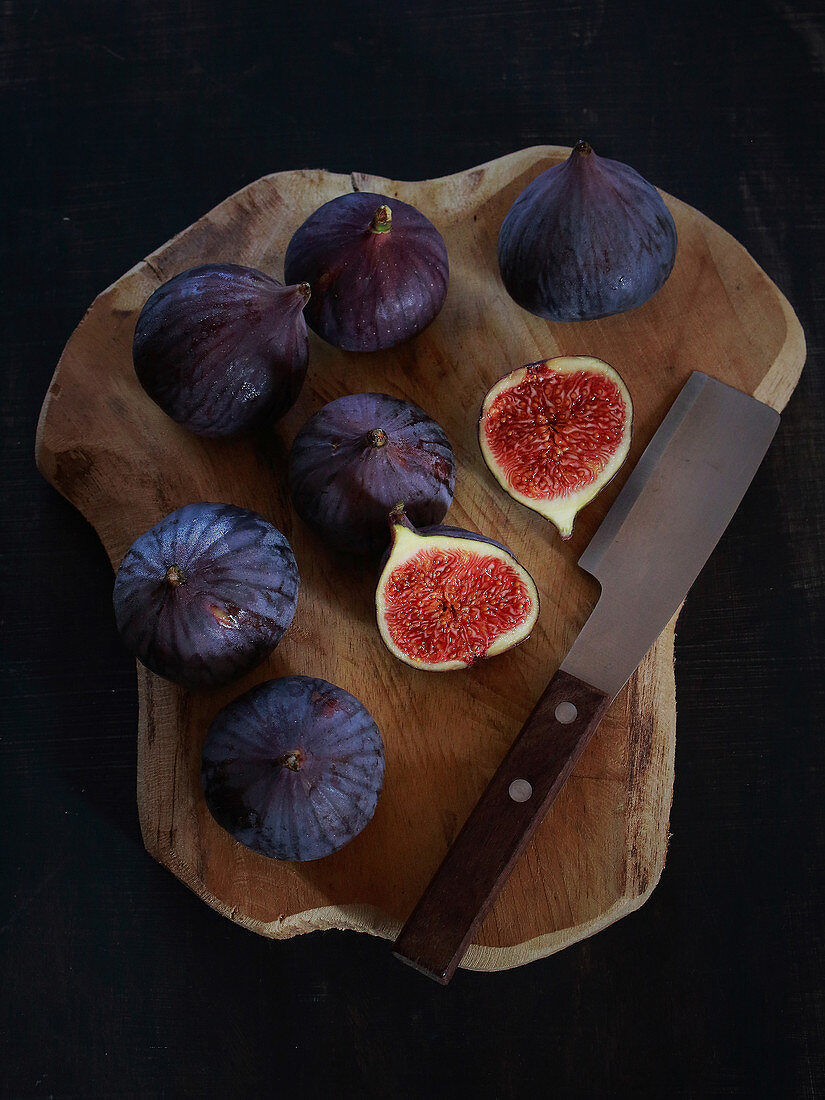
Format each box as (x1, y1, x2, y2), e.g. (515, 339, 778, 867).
(34, 147, 805, 972)
(395, 670, 613, 983)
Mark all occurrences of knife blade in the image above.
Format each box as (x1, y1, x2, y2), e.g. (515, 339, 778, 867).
(393, 372, 780, 983)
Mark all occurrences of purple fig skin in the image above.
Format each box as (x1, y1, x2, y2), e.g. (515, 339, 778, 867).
(283, 192, 449, 351)
(201, 675, 385, 861)
(113, 502, 299, 689)
(416, 524, 514, 557)
(379, 516, 515, 572)
(497, 141, 678, 322)
(133, 264, 311, 438)
(288, 392, 456, 557)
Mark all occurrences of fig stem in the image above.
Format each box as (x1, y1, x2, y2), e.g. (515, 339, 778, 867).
(297, 281, 311, 304)
(370, 204, 392, 234)
(367, 428, 389, 448)
(165, 565, 185, 587)
(276, 750, 304, 771)
(572, 139, 593, 157)
(388, 501, 415, 535)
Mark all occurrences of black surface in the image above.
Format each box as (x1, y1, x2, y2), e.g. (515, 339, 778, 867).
(2, 2, 823, 1097)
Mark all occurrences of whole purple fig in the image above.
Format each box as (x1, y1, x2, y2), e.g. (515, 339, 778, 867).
(498, 141, 678, 322)
(113, 502, 299, 688)
(201, 675, 385, 861)
(133, 264, 311, 437)
(288, 392, 455, 557)
(283, 192, 449, 351)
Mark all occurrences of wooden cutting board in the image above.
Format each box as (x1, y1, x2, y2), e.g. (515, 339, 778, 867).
(35, 147, 805, 972)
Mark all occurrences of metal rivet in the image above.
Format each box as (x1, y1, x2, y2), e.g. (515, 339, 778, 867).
(555, 701, 578, 724)
(509, 779, 533, 803)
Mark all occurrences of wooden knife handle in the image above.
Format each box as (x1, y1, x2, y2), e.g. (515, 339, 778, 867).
(393, 669, 612, 984)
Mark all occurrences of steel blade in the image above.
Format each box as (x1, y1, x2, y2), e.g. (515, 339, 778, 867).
(561, 372, 780, 698)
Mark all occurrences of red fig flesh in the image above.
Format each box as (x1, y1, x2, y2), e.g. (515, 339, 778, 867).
(376, 507, 539, 671)
(479, 356, 633, 539)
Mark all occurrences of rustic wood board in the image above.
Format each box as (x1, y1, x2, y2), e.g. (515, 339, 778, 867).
(35, 147, 805, 972)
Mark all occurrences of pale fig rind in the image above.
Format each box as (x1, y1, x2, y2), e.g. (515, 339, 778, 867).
(478, 356, 633, 539)
(375, 507, 540, 672)
(283, 192, 449, 351)
(497, 140, 678, 322)
(201, 675, 385, 862)
(133, 264, 310, 437)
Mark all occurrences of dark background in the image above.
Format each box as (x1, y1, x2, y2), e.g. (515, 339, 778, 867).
(2, 2, 823, 1096)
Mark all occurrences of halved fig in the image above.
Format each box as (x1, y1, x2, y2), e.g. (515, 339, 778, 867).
(479, 356, 633, 539)
(376, 506, 539, 672)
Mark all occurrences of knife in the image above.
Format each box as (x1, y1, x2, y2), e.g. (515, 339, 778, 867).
(393, 371, 780, 984)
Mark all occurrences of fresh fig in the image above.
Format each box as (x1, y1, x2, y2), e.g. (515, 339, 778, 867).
(498, 140, 678, 321)
(479, 356, 633, 539)
(375, 505, 539, 672)
(283, 192, 449, 351)
(113, 502, 299, 688)
(288, 392, 455, 557)
(133, 264, 311, 437)
(201, 675, 385, 861)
